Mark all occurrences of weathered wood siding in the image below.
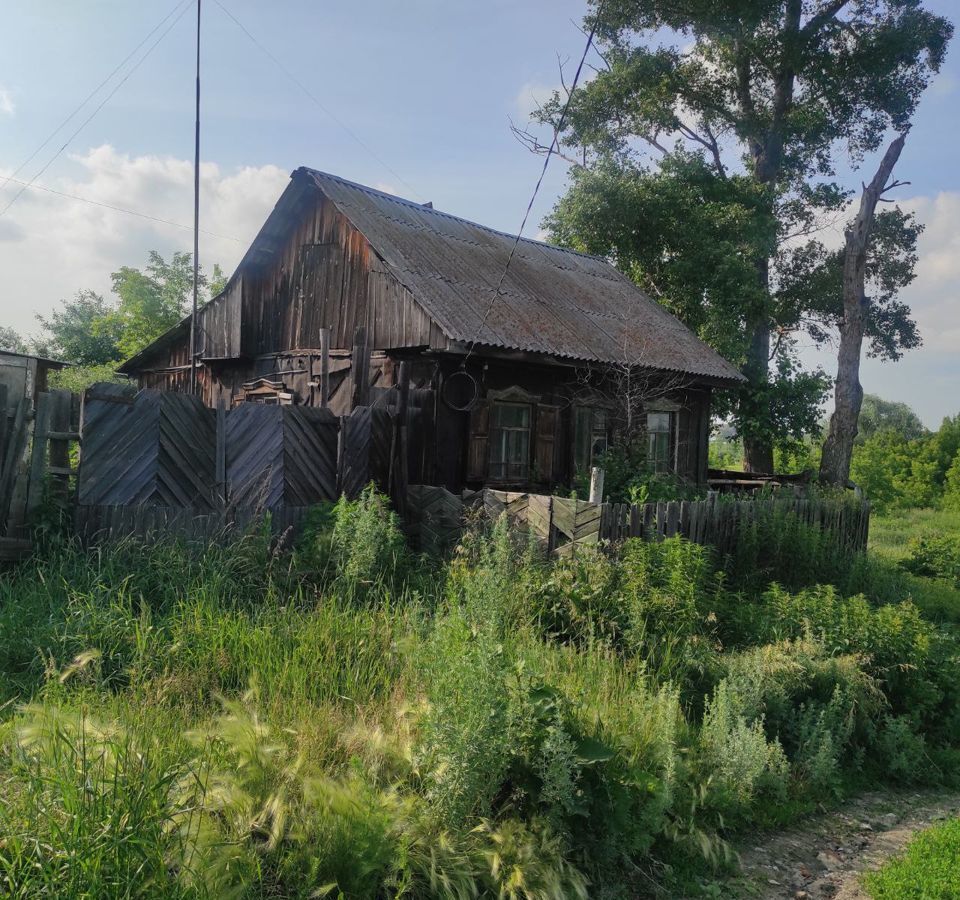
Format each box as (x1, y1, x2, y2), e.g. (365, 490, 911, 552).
(133, 191, 445, 406)
(240, 194, 444, 353)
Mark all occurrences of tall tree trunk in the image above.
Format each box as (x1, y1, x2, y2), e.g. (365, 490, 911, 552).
(742, 254, 774, 474)
(742, 321, 774, 474)
(819, 132, 908, 486)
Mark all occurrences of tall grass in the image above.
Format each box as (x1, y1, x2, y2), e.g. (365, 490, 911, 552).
(2, 489, 960, 897)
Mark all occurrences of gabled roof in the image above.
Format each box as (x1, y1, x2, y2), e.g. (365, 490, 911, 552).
(299, 169, 743, 383)
(121, 168, 744, 385)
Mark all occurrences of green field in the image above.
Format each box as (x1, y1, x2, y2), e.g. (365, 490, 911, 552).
(865, 508, 960, 624)
(2, 491, 960, 898)
(870, 507, 960, 563)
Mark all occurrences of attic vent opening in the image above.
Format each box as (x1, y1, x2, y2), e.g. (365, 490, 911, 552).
(421, 201, 433, 209)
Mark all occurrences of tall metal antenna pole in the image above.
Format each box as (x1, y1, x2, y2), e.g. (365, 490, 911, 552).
(189, 0, 201, 395)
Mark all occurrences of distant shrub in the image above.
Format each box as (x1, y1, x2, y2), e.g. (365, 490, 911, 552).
(900, 533, 960, 586)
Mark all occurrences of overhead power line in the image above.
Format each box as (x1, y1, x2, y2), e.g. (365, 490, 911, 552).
(0, 0, 190, 197)
(212, 0, 423, 201)
(464, 3, 604, 362)
(0, 0, 194, 220)
(1, 175, 242, 242)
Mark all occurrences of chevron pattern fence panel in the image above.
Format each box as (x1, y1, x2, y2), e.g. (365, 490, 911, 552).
(78, 386, 215, 509)
(338, 406, 371, 499)
(225, 403, 285, 509)
(78, 388, 381, 538)
(284, 407, 340, 505)
(404, 485, 464, 554)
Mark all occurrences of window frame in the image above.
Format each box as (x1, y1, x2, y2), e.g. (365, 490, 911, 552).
(489, 399, 533, 483)
(646, 409, 676, 474)
(573, 405, 610, 474)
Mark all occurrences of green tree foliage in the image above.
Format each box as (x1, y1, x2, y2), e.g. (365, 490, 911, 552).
(208, 263, 228, 299)
(856, 393, 927, 443)
(35, 290, 122, 366)
(0, 326, 26, 353)
(105, 250, 207, 359)
(850, 414, 960, 512)
(538, 0, 951, 470)
(35, 251, 226, 377)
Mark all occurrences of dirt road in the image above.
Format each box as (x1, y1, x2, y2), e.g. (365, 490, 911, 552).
(732, 790, 960, 899)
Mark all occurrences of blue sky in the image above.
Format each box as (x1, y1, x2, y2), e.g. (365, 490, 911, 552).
(1, 1, 958, 425)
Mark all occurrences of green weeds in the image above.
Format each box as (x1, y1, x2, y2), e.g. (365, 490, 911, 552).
(2, 490, 960, 897)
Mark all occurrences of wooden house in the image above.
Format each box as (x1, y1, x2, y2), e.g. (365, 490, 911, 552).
(119, 169, 744, 493)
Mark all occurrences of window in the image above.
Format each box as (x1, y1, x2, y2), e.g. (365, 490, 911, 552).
(647, 411, 675, 473)
(490, 402, 531, 481)
(574, 407, 608, 472)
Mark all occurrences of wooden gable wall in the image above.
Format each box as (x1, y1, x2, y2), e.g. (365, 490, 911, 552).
(240, 190, 445, 356)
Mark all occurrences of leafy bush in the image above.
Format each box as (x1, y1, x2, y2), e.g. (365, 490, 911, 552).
(299, 484, 414, 601)
(900, 533, 960, 585)
(4, 490, 960, 897)
(698, 679, 790, 813)
(575, 441, 701, 504)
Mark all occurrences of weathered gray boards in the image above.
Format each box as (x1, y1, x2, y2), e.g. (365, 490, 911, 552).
(404, 486, 871, 558)
(117, 169, 746, 494)
(75, 384, 399, 532)
(0, 386, 78, 559)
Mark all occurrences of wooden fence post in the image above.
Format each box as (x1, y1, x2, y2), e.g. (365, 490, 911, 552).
(26, 392, 51, 515)
(589, 466, 604, 503)
(0, 397, 28, 533)
(318, 327, 330, 409)
(0, 384, 7, 475)
(351, 326, 370, 409)
(389, 362, 410, 510)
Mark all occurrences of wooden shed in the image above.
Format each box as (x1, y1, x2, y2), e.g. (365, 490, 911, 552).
(0, 349, 67, 412)
(119, 169, 744, 494)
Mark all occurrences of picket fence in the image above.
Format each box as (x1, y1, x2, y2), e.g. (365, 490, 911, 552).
(404, 486, 871, 557)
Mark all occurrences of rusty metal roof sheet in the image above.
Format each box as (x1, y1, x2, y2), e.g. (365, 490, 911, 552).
(299, 168, 744, 383)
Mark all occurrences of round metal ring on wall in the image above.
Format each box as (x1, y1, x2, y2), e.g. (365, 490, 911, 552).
(442, 369, 480, 411)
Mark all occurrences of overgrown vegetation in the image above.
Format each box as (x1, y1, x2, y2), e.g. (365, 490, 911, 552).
(2, 489, 960, 897)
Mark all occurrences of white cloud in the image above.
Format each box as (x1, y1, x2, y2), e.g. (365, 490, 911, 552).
(375, 181, 399, 196)
(895, 192, 960, 354)
(0, 145, 289, 336)
(0, 87, 14, 117)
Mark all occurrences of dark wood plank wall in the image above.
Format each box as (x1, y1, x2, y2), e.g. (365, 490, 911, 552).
(200, 277, 243, 359)
(420, 357, 713, 491)
(134, 190, 444, 406)
(241, 193, 445, 355)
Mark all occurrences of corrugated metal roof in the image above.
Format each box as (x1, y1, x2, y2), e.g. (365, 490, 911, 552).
(300, 168, 744, 384)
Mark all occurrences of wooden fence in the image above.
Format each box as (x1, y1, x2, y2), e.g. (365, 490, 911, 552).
(74, 384, 405, 543)
(1, 381, 869, 558)
(0, 388, 80, 559)
(403, 486, 871, 557)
